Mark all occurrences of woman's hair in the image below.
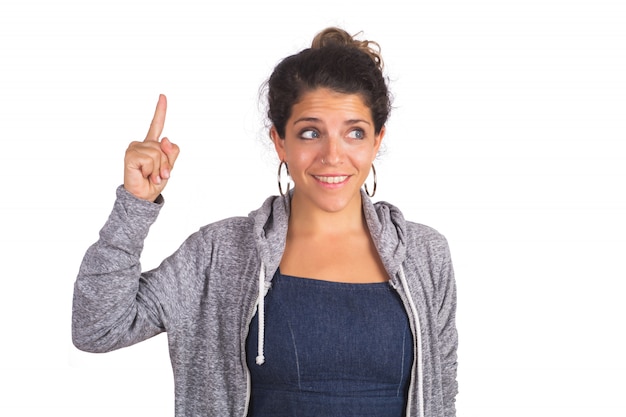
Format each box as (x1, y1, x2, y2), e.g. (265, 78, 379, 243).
(266, 27, 391, 138)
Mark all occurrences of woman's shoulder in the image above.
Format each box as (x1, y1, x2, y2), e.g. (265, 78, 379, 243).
(404, 220, 451, 261)
(195, 193, 287, 238)
(372, 198, 448, 247)
(405, 220, 448, 244)
(196, 216, 255, 242)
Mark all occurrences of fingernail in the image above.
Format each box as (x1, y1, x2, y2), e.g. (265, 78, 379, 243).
(163, 169, 170, 179)
(154, 175, 162, 184)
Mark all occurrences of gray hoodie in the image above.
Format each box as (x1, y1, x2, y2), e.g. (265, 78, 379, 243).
(72, 186, 458, 417)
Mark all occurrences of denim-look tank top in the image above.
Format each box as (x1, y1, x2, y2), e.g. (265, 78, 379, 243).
(246, 270, 413, 417)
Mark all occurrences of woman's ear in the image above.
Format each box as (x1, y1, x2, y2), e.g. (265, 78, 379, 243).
(270, 126, 287, 161)
(373, 126, 386, 161)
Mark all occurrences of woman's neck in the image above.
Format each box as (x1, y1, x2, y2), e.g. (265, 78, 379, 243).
(288, 191, 366, 237)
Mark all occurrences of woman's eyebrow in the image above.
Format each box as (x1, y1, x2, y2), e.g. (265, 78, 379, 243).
(293, 117, 321, 125)
(292, 117, 371, 125)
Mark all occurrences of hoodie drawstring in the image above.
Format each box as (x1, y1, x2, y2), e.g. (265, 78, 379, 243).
(255, 262, 266, 365)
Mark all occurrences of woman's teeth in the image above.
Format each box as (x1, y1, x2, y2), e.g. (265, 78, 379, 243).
(315, 175, 348, 184)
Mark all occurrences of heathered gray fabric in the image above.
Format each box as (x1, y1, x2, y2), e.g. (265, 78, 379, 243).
(72, 185, 458, 417)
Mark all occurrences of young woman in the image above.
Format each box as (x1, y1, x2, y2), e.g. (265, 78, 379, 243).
(72, 27, 458, 417)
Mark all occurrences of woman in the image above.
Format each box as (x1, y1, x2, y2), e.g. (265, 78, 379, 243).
(72, 27, 458, 417)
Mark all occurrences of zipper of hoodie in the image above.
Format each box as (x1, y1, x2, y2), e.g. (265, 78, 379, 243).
(242, 296, 259, 417)
(243, 364, 252, 416)
(391, 268, 425, 417)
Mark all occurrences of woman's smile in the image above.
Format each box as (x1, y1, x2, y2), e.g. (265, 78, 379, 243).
(313, 174, 350, 185)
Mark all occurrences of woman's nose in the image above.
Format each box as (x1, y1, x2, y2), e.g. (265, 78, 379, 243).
(320, 135, 343, 166)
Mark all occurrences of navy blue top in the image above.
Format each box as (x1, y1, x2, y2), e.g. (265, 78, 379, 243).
(246, 270, 413, 417)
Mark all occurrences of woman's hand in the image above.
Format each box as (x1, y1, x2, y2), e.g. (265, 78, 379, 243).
(123, 94, 180, 202)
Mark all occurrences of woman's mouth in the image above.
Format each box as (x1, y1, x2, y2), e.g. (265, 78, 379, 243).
(314, 175, 349, 184)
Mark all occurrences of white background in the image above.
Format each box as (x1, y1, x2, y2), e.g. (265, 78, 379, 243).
(1, 0, 625, 415)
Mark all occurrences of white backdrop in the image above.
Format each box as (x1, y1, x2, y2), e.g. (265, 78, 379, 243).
(1, 0, 624, 416)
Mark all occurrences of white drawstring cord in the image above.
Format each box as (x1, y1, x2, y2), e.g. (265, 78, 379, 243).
(255, 262, 266, 365)
(399, 267, 425, 417)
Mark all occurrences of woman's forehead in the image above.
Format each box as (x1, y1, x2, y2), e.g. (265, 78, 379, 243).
(290, 88, 371, 122)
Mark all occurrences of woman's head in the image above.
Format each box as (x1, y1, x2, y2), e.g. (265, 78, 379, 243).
(266, 27, 391, 139)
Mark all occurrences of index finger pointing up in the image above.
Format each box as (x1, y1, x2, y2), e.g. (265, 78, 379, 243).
(145, 94, 167, 142)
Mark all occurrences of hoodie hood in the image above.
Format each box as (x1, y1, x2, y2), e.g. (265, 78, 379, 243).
(248, 189, 408, 284)
(249, 190, 291, 283)
(362, 191, 408, 284)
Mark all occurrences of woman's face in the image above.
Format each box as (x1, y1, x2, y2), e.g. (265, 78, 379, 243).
(271, 88, 385, 214)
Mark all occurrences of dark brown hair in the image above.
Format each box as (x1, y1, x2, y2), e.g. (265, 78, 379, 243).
(265, 27, 391, 138)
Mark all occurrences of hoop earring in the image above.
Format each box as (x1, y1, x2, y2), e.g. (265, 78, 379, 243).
(364, 164, 377, 198)
(277, 161, 292, 197)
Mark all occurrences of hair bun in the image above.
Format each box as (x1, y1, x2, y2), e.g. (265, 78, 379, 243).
(311, 27, 384, 71)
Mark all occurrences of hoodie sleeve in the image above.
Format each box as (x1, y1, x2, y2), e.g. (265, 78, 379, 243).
(436, 237, 459, 417)
(71, 186, 206, 353)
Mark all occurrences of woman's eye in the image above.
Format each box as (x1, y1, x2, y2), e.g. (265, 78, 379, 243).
(300, 129, 319, 139)
(348, 129, 365, 139)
